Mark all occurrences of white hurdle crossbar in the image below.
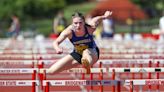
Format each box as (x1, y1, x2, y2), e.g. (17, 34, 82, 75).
(125, 79, 164, 86)
(43, 79, 164, 86)
(125, 79, 164, 92)
(1, 67, 164, 74)
(98, 59, 164, 64)
(0, 80, 39, 86)
(43, 79, 164, 92)
(0, 60, 35, 66)
(64, 67, 164, 73)
(0, 59, 163, 66)
(37, 59, 164, 66)
(43, 80, 121, 86)
(108, 67, 164, 73)
(0, 68, 38, 74)
(0, 80, 39, 92)
(38, 67, 164, 74)
(66, 68, 106, 73)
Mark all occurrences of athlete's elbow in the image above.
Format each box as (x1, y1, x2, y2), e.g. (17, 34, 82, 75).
(90, 23, 98, 29)
(53, 41, 59, 48)
(53, 41, 58, 46)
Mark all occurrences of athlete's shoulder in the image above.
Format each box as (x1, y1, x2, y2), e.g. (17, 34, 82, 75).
(61, 25, 73, 39)
(85, 24, 95, 34)
(64, 25, 72, 30)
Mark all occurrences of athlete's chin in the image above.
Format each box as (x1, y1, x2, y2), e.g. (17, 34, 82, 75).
(75, 27, 80, 30)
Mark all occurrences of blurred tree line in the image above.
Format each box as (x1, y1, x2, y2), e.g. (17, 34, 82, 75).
(0, 0, 163, 37)
(0, 0, 88, 20)
(0, 0, 163, 20)
(132, 0, 164, 18)
(0, 0, 87, 37)
(0, 0, 66, 19)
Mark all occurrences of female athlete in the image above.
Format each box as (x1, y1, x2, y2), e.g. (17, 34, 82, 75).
(47, 11, 112, 74)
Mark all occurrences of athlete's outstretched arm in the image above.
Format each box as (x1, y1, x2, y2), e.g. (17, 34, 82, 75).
(88, 11, 112, 28)
(53, 26, 71, 54)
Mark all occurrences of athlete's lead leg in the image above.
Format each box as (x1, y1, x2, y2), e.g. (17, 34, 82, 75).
(81, 48, 99, 74)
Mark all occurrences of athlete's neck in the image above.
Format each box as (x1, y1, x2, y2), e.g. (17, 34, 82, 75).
(75, 26, 85, 32)
(75, 26, 85, 36)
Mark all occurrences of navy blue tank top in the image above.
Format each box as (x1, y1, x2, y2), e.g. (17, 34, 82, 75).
(70, 26, 97, 55)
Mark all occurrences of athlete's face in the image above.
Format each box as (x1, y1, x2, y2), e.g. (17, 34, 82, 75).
(72, 17, 85, 30)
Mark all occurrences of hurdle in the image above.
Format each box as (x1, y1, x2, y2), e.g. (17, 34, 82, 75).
(0, 68, 38, 92)
(0, 54, 34, 60)
(63, 67, 164, 90)
(0, 68, 37, 82)
(43, 75, 164, 92)
(108, 67, 164, 81)
(0, 59, 162, 69)
(43, 80, 123, 92)
(60, 67, 164, 74)
(108, 67, 164, 73)
(109, 67, 164, 92)
(65, 67, 164, 91)
(125, 79, 164, 92)
(38, 67, 107, 91)
(0, 80, 39, 92)
(100, 53, 164, 59)
(71, 64, 104, 91)
(37, 58, 163, 69)
(39, 62, 107, 92)
(37, 60, 106, 91)
(1, 67, 164, 92)
(0, 68, 38, 74)
(0, 60, 36, 68)
(98, 59, 164, 66)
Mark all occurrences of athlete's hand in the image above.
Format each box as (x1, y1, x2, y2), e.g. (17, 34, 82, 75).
(104, 11, 112, 18)
(56, 48, 63, 54)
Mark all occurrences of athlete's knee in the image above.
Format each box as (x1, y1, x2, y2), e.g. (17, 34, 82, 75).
(47, 69, 54, 74)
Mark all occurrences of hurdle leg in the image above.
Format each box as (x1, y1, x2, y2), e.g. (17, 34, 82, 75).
(130, 81, 133, 92)
(37, 61, 44, 91)
(132, 64, 135, 79)
(117, 81, 121, 92)
(156, 61, 160, 92)
(99, 62, 103, 92)
(148, 61, 152, 92)
(99, 69, 103, 92)
(45, 82, 49, 92)
(32, 82, 36, 92)
(90, 66, 93, 92)
(139, 64, 143, 92)
(81, 65, 85, 80)
(112, 69, 115, 92)
(32, 70, 36, 92)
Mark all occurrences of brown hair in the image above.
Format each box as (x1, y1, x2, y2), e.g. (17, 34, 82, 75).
(72, 12, 85, 21)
